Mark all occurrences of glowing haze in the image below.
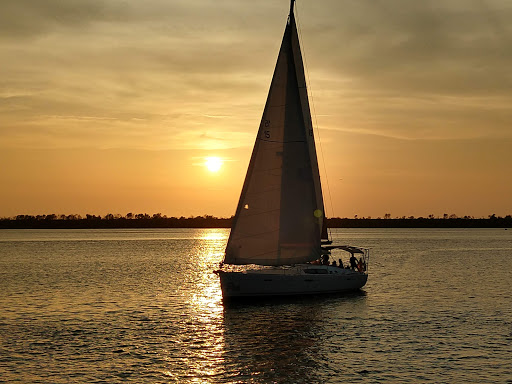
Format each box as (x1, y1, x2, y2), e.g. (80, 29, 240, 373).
(1, 0, 511, 219)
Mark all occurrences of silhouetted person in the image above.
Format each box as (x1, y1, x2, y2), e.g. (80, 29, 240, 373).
(338, 258, 343, 268)
(350, 254, 357, 270)
(331, 260, 337, 267)
(322, 254, 329, 265)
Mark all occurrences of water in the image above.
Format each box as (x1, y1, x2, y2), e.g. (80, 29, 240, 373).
(0, 228, 511, 383)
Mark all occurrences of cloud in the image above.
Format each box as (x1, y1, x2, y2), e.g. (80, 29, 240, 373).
(0, 0, 283, 41)
(1, 0, 511, 151)
(302, 0, 512, 92)
(291, 0, 512, 142)
(0, 0, 108, 38)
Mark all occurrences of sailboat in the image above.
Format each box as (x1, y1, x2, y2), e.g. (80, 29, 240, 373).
(216, 0, 369, 299)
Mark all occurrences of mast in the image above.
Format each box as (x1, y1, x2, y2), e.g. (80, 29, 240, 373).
(290, 0, 295, 17)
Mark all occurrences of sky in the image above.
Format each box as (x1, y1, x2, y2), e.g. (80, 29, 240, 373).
(1, 0, 511, 219)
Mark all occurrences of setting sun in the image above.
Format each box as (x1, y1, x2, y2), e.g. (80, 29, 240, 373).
(204, 157, 223, 173)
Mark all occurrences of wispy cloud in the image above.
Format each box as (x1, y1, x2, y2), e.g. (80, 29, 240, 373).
(1, 1, 511, 148)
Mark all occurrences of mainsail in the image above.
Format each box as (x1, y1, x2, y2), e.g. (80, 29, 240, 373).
(224, 2, 326, 266)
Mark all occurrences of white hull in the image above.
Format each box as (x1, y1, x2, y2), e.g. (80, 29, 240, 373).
(218, 265, 367, 299)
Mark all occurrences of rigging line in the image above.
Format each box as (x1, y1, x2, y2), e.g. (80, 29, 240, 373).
(294, 2, 335, 237)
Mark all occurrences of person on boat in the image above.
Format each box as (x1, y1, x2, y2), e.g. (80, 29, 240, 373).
(357, 258, 363, 273)
(322, 254, 330, 265)
(350, 254, 357, 270)
(338, 258, 343, 268)
(331, 260, 337, 267)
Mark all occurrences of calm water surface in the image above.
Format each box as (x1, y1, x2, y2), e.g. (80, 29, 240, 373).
(0, 228, 511, 383)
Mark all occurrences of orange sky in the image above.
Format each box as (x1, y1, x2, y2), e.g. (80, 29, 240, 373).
(1, 0, 511, 219)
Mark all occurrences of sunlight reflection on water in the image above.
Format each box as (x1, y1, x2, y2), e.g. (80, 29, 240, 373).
(189, 228, 225, 311)
(0, 228, 511, 383)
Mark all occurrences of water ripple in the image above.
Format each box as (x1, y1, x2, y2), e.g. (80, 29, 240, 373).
(0, 228, 511, 383)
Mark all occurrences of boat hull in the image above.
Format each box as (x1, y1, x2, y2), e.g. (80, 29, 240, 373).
(218, 265, 367, 299)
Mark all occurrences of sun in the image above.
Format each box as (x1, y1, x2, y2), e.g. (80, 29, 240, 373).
(204, 157, 223, 172)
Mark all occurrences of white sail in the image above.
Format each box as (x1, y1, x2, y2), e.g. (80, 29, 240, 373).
(224, 6, 325, 266)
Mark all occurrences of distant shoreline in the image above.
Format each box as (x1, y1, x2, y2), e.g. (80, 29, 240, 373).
(1, 216, 511, 229)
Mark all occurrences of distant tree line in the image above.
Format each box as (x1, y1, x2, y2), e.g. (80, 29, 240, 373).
(0, 213, 232, 229)
(0, 213, 511, 229)
(328, 214, 512, 228)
